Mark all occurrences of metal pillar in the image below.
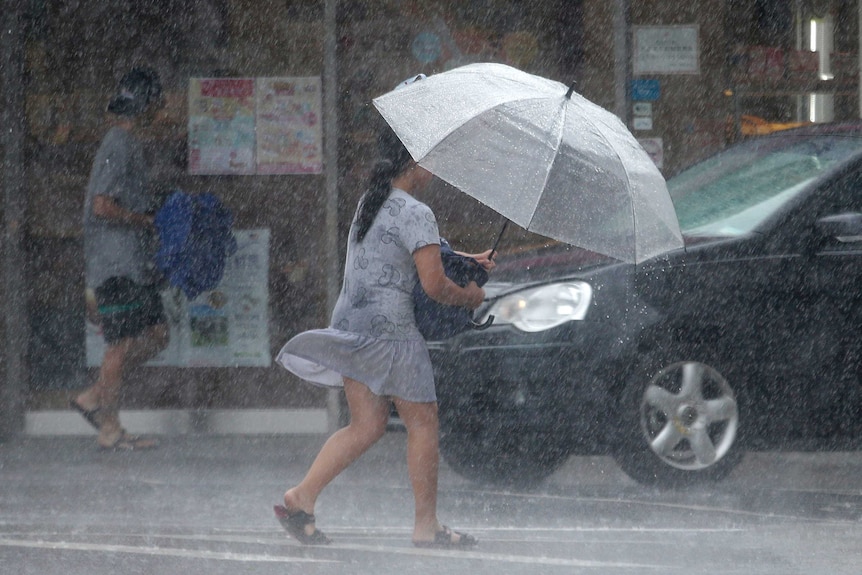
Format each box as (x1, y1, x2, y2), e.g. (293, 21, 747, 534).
(323, 0, 342, 432)
(1, 1, 28, 440)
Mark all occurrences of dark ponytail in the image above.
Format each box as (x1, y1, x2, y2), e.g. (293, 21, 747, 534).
(354, 126, 414, 242)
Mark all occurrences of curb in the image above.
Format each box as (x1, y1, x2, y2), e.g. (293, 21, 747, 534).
(25, 408, 330, 436)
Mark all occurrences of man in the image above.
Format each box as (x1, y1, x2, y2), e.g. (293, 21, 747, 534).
(71, 67, 169, 450)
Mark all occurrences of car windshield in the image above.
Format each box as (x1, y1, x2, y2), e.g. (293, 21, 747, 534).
(668, 134, 862, 236)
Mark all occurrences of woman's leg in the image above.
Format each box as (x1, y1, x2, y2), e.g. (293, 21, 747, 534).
(391, 397, 442, 541)
(284, 377, 390, 517)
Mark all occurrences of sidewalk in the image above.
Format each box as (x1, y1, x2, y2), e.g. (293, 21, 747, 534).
(24, 408, 330, 436)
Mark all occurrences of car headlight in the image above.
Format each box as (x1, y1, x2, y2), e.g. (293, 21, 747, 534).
(481, 281, 593, 332)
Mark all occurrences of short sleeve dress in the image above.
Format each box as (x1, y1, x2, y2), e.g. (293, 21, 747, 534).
(276, 188, 441, 402)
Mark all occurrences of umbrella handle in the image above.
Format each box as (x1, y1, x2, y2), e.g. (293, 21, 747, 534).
(469, 314, 494, 331)
(489, 219, 509, 260)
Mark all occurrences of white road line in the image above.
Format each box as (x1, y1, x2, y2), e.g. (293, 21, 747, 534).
(0, 534, 671, 569)
(470, 490, 836, 522)
(0, 538, 337, 564)
(318, 543, 669, 568)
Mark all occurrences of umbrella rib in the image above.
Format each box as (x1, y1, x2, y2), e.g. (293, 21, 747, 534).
(418, 94, 564, 163)
(524, 100, 566, 232)
(570, 104, 640, 262)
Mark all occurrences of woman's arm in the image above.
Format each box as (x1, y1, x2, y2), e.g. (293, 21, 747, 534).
(413, 244, 485, 309)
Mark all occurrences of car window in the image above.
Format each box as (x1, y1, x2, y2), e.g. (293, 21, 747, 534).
(668, 135, 862, 237)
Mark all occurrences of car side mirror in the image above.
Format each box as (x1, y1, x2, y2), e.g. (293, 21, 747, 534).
(815, 212, 862, 243)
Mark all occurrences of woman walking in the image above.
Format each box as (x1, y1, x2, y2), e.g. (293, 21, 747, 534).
(275, 120, 493, 548)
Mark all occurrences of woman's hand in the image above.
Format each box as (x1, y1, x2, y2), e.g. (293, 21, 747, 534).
(455, 248, 497, 271)
(462, 281, 486, 310)
(471, 249, 497, 271)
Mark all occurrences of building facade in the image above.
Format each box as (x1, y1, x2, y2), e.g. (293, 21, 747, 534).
(1, 0, 859, 435)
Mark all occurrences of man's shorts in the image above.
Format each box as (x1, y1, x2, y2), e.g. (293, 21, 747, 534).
(95, 277, 166, 345)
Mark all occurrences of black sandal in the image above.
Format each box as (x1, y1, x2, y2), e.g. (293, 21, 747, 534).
(413, 525, 478, 549)
(70, 399, 103, 431)
(274, 505, 331, 545)
(98, 429, 159, 451)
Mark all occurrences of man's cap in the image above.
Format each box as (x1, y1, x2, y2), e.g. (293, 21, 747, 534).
(107, 67, 164, 116)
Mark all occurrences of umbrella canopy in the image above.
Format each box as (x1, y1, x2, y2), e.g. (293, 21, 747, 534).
(372, 63, 683, 263)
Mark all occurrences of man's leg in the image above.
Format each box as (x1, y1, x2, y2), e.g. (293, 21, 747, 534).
(75, 279, 168, 447)
(96, 323, 168, 446)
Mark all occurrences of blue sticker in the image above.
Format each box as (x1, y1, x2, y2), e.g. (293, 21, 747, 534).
(631, 79, 660, 101)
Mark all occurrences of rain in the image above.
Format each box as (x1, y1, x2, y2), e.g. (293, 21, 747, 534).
(2, 1, 862, 573)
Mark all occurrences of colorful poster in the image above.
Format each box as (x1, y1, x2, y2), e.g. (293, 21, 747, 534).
(188, 78, 256, 175)
(86, 229, 271, 368)
(255, 77, 323, 174)
(186, 229, 271, 367)
(187, 77, 322, 175)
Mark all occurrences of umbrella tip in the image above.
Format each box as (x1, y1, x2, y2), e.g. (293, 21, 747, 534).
(565, 81, 576, 100)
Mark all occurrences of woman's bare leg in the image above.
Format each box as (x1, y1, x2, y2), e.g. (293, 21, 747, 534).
(283, 377, 390, 520)
(391, 397, 442, 542)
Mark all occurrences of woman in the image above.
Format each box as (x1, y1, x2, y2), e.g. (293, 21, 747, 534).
(274, 125, 493, 548)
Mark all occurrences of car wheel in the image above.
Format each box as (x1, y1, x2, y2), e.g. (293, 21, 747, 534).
(439, 414, 570, 487)
(613, 352, 743, 486)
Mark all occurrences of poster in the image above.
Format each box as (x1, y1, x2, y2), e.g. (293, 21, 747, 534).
(188, 78, 256, 175)
(86, 229, 271, 368)
(256, 77, 323, 174)
(187, 77, 323, 175)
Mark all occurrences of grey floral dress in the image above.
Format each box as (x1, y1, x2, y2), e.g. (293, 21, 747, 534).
(276, 188, 441, 402)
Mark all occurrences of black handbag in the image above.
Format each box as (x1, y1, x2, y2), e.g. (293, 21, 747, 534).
(413, 239, 494, 340)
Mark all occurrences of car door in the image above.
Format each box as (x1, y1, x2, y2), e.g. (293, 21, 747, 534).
(792, 164, 862, 436)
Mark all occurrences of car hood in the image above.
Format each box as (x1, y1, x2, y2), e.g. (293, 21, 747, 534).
(491, 243, 615, 281)
(484, 236, 726, 300)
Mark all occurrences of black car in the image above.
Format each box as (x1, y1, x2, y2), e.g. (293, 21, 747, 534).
(429, 122, 862, 487)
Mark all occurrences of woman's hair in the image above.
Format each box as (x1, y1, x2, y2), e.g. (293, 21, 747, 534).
(354, 127, 414, 242)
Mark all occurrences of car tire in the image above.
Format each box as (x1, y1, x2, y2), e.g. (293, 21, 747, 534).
(439, 416, 570, 487)
(612, 347, 744, 486)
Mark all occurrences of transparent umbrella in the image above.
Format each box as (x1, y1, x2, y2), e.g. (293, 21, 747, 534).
(373, 62, 683, 263)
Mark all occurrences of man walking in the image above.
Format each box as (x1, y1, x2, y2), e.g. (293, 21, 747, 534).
(71, 67, 169, 450)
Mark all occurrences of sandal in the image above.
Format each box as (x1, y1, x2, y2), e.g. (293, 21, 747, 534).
(413, 525, 478, 549)
(70, 399, 103, 431)
(98, 429, 159, 451)
(273, 505, 331, 545)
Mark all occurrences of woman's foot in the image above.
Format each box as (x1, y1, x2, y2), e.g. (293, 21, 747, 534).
(275, 489, 328, 543)
(273, 505, 330, 545)
(413, 525, 478, 548)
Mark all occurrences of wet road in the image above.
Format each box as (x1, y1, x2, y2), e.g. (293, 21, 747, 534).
(1, 433, 861, 574)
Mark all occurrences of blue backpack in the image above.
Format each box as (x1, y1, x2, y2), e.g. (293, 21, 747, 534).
(154, 190, 237, 299)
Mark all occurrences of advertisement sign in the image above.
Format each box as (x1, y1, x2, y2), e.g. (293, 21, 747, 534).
(634, 26, 699, 75)
(256, 77, 323, 174)
(188, 78, 256, 175)
(86, 229, 271, 368)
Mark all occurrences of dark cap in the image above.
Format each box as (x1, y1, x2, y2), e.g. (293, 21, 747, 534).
(107, 67, 164, 116)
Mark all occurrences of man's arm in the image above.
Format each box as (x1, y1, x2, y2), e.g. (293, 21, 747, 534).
(92, 194, 153, 227)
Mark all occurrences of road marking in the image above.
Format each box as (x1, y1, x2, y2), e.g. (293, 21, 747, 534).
(319, 543, 668, 568)
(469, 489, 842, 523)
(0, 531, 677, 569)
(0, 538, 337, 564)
